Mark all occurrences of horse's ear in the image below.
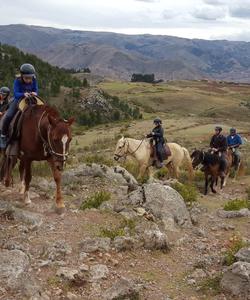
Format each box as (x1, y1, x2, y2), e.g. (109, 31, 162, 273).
(48, 114, 59, 127)
(67, 117, 75, 126)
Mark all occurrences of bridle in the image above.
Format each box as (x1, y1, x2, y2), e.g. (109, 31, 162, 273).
(114, 138, 145, 160)
(38, 110, 69, 161)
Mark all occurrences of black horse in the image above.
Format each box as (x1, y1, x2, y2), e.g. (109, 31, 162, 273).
(191, 150, 227, 195)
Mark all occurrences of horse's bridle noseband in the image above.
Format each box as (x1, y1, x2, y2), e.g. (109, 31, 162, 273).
(38, 110, 69, 161)
(114, 138, 145, 161)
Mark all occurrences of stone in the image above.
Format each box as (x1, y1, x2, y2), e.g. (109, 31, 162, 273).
(66, 292, 78, 300)
(90, 264, 109, 280)
(143, 229, 169, 251)
(0, 249, 29, 289)
(113, 236, 135, 252)
(56, 267, 79, 281)
(217, 208, 250, 218)
(44, 240, 72, 261)
(235, 247, 250, 263)
(125, 183, 191, 230)
(190, 268, 207, 280)
(221, 261, 250, 298)
(103, 278, 140, 300)
(80, 237, 111, 253)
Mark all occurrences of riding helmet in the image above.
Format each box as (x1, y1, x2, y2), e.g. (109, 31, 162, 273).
(215, 126, 222, 132)
(20, 63, 36, 76)
(0, 86, 10, 97)
(230, 128, 236, 134)
(154, 118, 162, 124)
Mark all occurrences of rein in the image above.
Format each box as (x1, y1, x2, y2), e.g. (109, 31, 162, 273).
(38, 110, 69, 161)
(115, 138, 145, 159)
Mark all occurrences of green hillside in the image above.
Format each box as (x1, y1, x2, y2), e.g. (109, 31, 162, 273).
(0, 43, 82, 99)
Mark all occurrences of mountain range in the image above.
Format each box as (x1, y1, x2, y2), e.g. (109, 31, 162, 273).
(1, 24, 250, 82)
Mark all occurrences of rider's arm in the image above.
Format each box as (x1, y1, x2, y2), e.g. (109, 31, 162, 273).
(13, 79, 25, 100)
(152, 127, 164, 137)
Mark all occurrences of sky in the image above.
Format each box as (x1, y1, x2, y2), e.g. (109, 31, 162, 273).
(1, 0, 250, 41)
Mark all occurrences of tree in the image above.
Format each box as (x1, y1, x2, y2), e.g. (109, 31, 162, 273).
(83, 78, 89, 88)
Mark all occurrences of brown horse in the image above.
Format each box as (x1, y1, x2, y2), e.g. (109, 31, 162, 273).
(191, 149, 234, 195)
(3, 103, 74, 213)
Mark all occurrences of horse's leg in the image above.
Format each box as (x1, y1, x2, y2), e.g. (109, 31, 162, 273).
(48, 160, 65, 214)
(221, 175, 225, 189)
(138, 164, 148, 181)
(23, 159, 32, 204)
(210, 176, 217, 193)
(204, 173, 209, 195)
(19, 158, 26, 194)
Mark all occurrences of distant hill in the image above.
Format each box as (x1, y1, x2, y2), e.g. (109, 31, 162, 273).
(1, 24, 250, 82)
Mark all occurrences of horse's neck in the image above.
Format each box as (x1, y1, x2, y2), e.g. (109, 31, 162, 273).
(126, 138, 149, 159)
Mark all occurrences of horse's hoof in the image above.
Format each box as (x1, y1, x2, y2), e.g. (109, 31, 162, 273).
(55, 206, 65, 215)
(212, 190, 217, 194)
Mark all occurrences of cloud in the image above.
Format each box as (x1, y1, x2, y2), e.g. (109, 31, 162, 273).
(230, 3, 250, 19)
(162, 9, 178, 20)
(203, 0, 227, 5)
(193, 6, 226, 20)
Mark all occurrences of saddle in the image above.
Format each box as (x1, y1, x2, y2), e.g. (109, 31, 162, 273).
(6, 96, 44, 156)
(150, 143, 172, 161)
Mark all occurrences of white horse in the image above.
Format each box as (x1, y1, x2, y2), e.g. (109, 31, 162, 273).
(114, 137, 193, 179)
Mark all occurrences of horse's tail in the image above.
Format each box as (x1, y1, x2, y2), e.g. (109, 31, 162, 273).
(182, 147, 194, 180)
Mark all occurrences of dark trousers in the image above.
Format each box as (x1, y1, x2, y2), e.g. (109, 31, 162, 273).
(219, 153, 227, 173)
(2, 100, 19, 136)
(156, 143, 164, 162)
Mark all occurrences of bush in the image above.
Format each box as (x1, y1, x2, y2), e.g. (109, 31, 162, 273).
(154, 168, 168, 180)
(99, 227, 125, 240)
(199, 274, 222, 295)
(223, 236, 249, 266)
(171, 182, 198, 203)
(80, 191, 111, 210)
(223, 199, 250, 211)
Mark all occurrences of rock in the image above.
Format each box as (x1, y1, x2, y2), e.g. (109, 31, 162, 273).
(90, 264, 109, 280)
(134, 207, 146, 216)
(113, 237, 135, 252)
(62, 163, 137, 187)
(44, 240, 72, 261)
(125, 184, 191, 230)
(217, 208, 250, 218)
(66, 292, 78, 300)
(235, 247, 250, 263)
(0, 200, 43, 228)
(103, 278, 140, 300)
(56, 267, 79, 281)
(79, 237, 111, 253)
(56, 267, 86, 286)
(0, 249, 29, 289)
(221, 261, 250, 298)
(143, 229, 169, 251)
(190, 268, 207, 280)
(99, 201, 114, 211)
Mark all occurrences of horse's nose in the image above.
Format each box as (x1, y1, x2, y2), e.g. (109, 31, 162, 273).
(114, 156, 118, 161)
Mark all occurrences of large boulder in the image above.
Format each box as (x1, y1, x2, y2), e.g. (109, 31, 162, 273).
(126, 183, 191, 230)
(221, 261, 250, 299)
(103, 278, 140, 300)
(143, 229, 169, 251)
(0, 249, 29, 289)
(62, 164, 138, 186)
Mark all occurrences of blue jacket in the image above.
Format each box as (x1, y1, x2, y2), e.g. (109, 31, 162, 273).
(14, 77, 38, 101)
(227, 134, 242, 147)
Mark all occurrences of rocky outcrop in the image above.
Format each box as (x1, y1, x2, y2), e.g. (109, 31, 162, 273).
(123, 183, 191, 230)
(217, 208, 250, 218)
(79, 237, 111, 253)
(235, 247, 250, 263)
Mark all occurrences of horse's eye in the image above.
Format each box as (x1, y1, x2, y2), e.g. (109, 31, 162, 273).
(119, 146, 122, 149)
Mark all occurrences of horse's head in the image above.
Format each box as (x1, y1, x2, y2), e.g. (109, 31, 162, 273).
(47, 111, 74, 171)
(114, 137, 128, 161)
(191, 149, 204, 169)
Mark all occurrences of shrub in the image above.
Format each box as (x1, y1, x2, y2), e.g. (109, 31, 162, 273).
(80, 191, 111, 210)
(154, 168, 168, 180)
(246, 187, 250, 200)
(171, 182, 198, 203)
(99, 227, 125, 240)
(223, 236, 248, 266)
(199, 274, 222, 294)
(223, 199, 250, 211)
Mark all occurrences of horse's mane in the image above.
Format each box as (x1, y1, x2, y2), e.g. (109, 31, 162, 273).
(44, 105, 60, 119)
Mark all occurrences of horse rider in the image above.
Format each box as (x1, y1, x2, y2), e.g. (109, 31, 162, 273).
(209, 126, 228, 176)
(0, 87, 10, 118)
(1, 64, 38, 149)
(146, 118, 165, 168)
(227, 128, 242, 169)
